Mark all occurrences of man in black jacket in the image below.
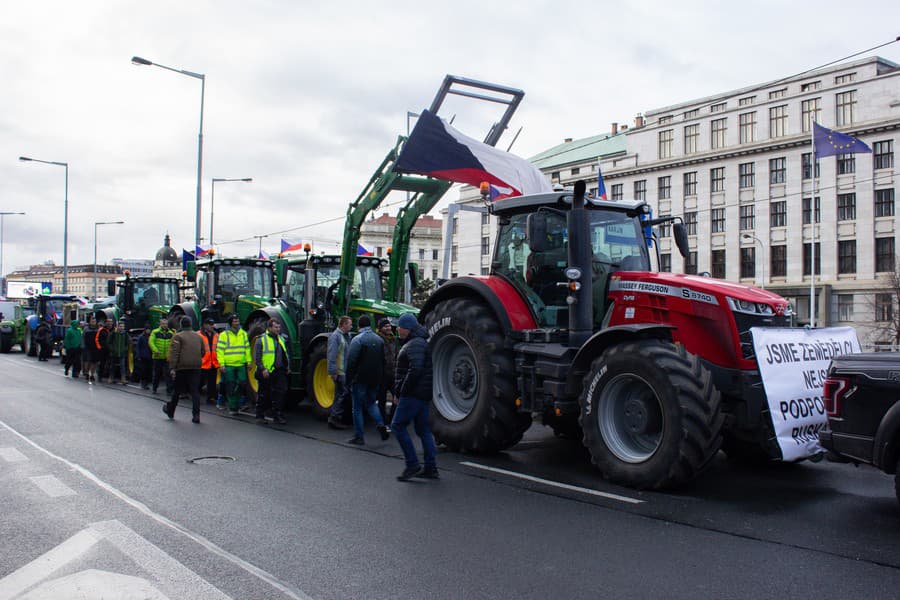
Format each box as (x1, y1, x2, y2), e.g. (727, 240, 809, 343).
(391, 312, 437, 481)
(346, 315, 389, 445)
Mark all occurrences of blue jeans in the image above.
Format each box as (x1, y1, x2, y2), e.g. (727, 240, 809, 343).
(351, 383, 384, 439)
(391, 395, 436, 470)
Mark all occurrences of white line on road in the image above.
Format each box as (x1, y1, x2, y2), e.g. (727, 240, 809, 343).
(29, 475, 76, 498)
(0, 529, 100, 600)
(0, 447, 28, 462)
(460, 461, 644, 504)
(0, 419, 312, 600)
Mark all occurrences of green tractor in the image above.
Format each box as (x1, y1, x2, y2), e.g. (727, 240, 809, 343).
(3, 295, 77, 356)
(97, 274, 181, 333)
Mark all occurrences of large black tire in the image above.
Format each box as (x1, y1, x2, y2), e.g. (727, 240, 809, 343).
(426, 297, 531, 453)
(306, 343, 334, 420)
(24, 328, 36, 357)
(895, 459, 900, 508)
(579, 339, 725, 490)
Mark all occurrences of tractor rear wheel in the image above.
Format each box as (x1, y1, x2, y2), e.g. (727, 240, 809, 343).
(427, 297, 530, 453)
(579, 339, 724, 490)
(24, 328, 36, 357)
(306, 343, 334, 420)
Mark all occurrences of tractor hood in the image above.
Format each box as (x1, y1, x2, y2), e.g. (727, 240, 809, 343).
(348, 298, 419, 321)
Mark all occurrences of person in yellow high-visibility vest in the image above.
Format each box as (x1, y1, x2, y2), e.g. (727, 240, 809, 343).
(253, 318, 290, 425)
(216, 314, 251, 416)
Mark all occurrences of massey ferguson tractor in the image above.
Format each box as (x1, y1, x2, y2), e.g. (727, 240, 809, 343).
(419, 181, 793, 490)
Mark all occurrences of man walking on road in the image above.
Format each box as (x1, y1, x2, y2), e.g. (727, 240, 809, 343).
(199, 318, 219, 405)
(136, 325, 153, 389)
(253, 318, 289, 425)
(81, 315, 99, 383)
(108, 320, 131, 384)
(164, 316, 204, 423)
(346, 315, 389, 445)
(94, 320, 111, 382)
(376, 317, 398, 423)
(149, 318, 174, 394)
(217, 314, 251, 417)
(63, 319, 82, 379)
(326, 315, 352, 430)
(392, 312, 438, 481)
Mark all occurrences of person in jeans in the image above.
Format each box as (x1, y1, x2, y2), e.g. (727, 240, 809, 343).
(136, 325, 153, 389)
(392, 312, 438, 481)
(108, 320, 131, 384)
(63, 320, 83, 378)
(164, 316, 204, 423)
(326, 315, 352, 430)
(345, 315, 388, 445)
(253, 318, 289, 425)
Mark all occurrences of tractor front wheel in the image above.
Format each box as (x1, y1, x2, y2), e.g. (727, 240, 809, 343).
(23, 328, 36, 357)
(579, 339, 724, 490)
(306, 344, 334, 420)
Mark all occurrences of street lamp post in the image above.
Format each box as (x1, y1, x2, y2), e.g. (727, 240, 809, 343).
(18, 156, 68, 292)
(210, 177, 252, 248)
(94, 221, 124, 300)
(0, 211, 26, 287)
(742, 233, 765, 289)
(132, 55, 206, 251)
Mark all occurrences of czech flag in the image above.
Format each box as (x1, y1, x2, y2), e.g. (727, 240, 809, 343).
(281, 238, 305, 253)
(394, 109, 553, 201)
(258, 249, 270, 260)
(195, 245, 211, 257)
(357, 244, 373, 256)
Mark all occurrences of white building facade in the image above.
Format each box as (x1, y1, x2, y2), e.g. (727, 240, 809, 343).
(360, 213, 443, 281)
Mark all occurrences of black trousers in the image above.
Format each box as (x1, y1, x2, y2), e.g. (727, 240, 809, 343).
(38, 341, 53, 360)
(167, 369, 201, 417)
(257, 368, 288, 418)
(202, 368, 218, 403)
(66, 348, 82, 378)
(138, 358, 152, 386)
(152, 359, 172, 392)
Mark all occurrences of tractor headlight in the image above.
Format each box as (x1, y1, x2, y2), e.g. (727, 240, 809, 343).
(727, 296, 776, 315)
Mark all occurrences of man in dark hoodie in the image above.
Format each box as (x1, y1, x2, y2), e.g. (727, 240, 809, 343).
(392, 312, 437, 481)
(345, 315, 388, 445)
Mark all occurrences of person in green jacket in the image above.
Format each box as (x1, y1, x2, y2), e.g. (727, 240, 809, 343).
(216, 314, 251, 416)
(108, 320, 131, 385)
(63, 320, 83, 379)
(149, 318, 174, 395)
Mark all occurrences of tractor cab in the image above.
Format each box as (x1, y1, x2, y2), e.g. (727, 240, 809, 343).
(192, 258, 275, 325)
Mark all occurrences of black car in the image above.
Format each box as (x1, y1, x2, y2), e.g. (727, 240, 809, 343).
(820, 352, 900, 507)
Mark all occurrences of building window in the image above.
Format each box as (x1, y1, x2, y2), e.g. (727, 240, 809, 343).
(739, 205, 755, 230)
(803, 242, 821, 276)
(739, 96, 755, 106)
(769, 105, 788, 138)
(874, 140, 894, 169)
(419, 248, 426, 260)
(837, 193, 856, 221)
(768, 88, 787, 99)
(875, 189, 895, 217)
(611, 184, 623, 201)
(710, 102, 726, 113)
(452, 217, 458, 234)
(658, 129, 674, 159)
(451, 245, 458, 262)
(711, 208, 726, 233)
(657, 221, 671, 238)
(481, 236, 490, 256)
(634, 179, 647, 201)
(770, 201, 787, 227)
(802, 196, 821, 224)
(710, 117, 727, 150)
(433, 249, 439, 260)
(771, 245, 787, 277)
(876, 237, 895, 272)
(684, 211, 697, 236)
(801, 98, 821, 132)
(710, 167, 725, 192)
(711, 249, 726, 279)
(739, 112, 756, 144)
(836, 294, 854, 321)
(802, 152, 820, 179)
(683, 108, 700, 119)
(876, 293, 893, 322)
(481, 213, 490, 225)
(769, 157, 786, 184)
(571, 167, 580, 176)
(835, 90, 857, 126)
(684, 124, 699, 154)
(660, 253, 671, 272)
(551, 171, 560, 182)
(739, 162, 755, 188)
(680, 171, 696, 196)
(838, 240, 857, 274)
(834, 73, 856, 84)
(801, 80, 821, 92)
(836, 154, 856, 175)
(740, 247, 756, 279)
(685, 251, 698, 275)
(659, 115, 673, 124)
(432, 268, 438, 280)
(657, 176, 671, 200)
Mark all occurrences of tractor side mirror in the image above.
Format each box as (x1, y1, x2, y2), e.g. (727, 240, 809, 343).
(274, 259, 287, 286)
(186, 261, 197, 279)
(407, 262, 420, 290)
(107, 280, 116, 297)
(526, 213, 547, 253)
(673, 222, 690, 258)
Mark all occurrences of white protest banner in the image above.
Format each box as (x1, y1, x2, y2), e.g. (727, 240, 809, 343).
(751, 326, 860, 461)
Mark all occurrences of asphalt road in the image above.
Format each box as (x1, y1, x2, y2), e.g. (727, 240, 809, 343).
(1, 352, 898, 599)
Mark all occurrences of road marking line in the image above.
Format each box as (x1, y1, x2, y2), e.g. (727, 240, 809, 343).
(0, 419, 311, 600)
(29, 475, 77, 498)
(0, 447, 28, 462)
(0, 529, 100, 600)
(460, 461, 644, 504)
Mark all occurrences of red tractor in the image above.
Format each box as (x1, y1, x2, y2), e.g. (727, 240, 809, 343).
(420, 181, 793, 489)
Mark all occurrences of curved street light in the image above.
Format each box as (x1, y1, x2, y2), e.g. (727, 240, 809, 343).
(18, 156, 69, 292)
(210, 177, 252, 248)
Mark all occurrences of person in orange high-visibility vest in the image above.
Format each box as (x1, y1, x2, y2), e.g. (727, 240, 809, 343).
(198, 318, 220, 405)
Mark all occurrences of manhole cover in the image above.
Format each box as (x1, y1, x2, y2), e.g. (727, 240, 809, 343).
(187, 456, 236, 464)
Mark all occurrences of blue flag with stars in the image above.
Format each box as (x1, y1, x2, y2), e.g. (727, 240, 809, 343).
(813, 122, 871, 158)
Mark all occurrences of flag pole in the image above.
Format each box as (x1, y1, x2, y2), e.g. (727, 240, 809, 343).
(810, 121, 817, 328)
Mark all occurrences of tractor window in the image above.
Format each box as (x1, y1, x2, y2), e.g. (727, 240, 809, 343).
(195, 270, 208, 305)
(589, 210, 650, 271)
(315, 265, 341, 304)
(43, 300, 67, 324)
(284, 268, 306, 311)
(216, 265, 273, 300)
(352, 264, 383, 300)
(495, 215, 531, 282)
(134, 281, 179, 308)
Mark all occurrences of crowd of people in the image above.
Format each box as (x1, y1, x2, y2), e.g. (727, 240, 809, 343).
(54, 311, 437, 481)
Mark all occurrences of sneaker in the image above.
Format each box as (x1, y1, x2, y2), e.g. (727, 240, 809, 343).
(216, 404, 226, 411)
(377, 424, 390, 441)
(162, 404, 174, 420)
(414, 468, 440, 480)
(273, 415, 287, 425)
(397, 465, 423, 481)
(228, 410, 239, 416)
(327, 419, 349, 430)
(192, 416, 200, 424)
(347, 436, 365, 445)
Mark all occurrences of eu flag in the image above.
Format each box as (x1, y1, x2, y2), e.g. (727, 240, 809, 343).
(813, 122, 871, 158)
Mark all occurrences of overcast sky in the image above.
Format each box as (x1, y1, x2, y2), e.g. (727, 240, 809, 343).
(2, 1, 898, 273)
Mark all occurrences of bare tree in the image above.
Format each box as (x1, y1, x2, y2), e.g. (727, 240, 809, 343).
(861, 255, 900, 349)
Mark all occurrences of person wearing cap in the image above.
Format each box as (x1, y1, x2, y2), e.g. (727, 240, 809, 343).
(345, 315, 388, 445)
(136, 324, 153, 389)
(392, 312, 438, 481)
(326, 315, 353, 429)
(63, 319, 83, 378)
(164, 316, 204, 423)
(199, 318, 220, 406)
(253, 318, 290, 425)
(375, 317, 398, 422)
(216, 313, 251, 416)
(81, 315, 99, 382)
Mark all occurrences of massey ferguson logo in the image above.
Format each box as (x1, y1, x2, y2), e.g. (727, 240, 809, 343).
(775, 304, 786, 316)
